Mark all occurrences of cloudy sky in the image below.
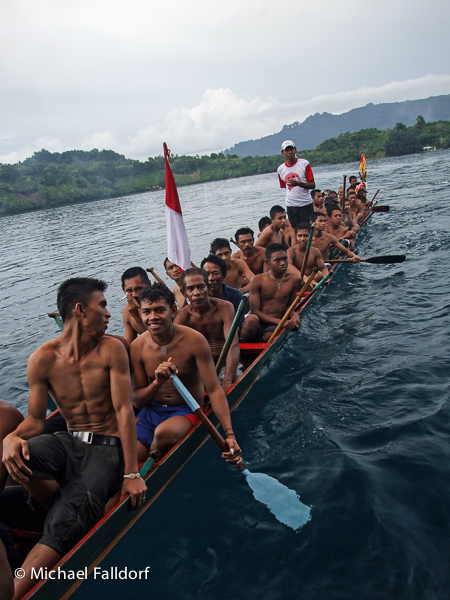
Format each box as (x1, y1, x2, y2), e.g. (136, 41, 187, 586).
(2, 0, 450, 163)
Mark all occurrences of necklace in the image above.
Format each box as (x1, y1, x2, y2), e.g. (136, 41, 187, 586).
(268, 270, 285, 290)
(150, 325, 175, 355)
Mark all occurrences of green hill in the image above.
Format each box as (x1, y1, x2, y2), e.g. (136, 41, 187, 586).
(1, 116, 449, 216)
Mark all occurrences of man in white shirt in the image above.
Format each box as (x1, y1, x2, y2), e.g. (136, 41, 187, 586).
(277, 140, 315, 229)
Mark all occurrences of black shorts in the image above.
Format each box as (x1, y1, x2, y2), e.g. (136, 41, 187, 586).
(287, 204, 314, 230)
(24, 432, 124, 556)
(257, 322, 277, 340)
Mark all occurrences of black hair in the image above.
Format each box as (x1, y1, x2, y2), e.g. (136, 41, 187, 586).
(235, 227, 254, 241)
(327, 205, 342, 217)
(269, 205, 285, 219)
(57, 277, 107, 323)
(163, 257, 171, 270)
(311, 189, 322, 199)
(294, 222, 311, 234)
(349, 175, 357, 182)
(200, 254, 227, 278)
(210, 238, 230, 254)
(178, 267, 209, 291)
(265, 243, 287, 260)
(121, 267, 149, 287)
(258, 216, 271, 231)
(138, 283, 175, 308)
(309, 212, 327, 223)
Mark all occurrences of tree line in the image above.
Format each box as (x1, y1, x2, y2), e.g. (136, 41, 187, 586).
(1, 116, 448, 216)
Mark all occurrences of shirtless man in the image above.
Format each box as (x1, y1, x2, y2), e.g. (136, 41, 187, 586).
(174, 269, 241, 393)
(2, 278, 146, 599)
(343, 198, 359, 232)
(210, 238, 254, 291)
(200, 255, 243, 314)
(131, 284, 241, 462)
(287, 223, 328, 285)
(347, 190, 365, 223)
(311, 189, 326, 214)
(248, 244, 302, 342)
(255, 205, 289, 249)
(258, 216, 271, 237)
(310, 213, 361, 262)
(164, 258, 185, 308)
(122, 267, 151, 344)
(348, 175, 358, 191)
(232, 227, 266, 275)
(325, 206, 355, 240)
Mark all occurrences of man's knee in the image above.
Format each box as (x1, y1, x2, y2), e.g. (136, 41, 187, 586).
(240, 315, 259, 342)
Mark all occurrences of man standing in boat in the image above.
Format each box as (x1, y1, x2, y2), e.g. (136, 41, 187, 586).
(122, 266, 152, 343)
(277, 140, 315, 230)
(247, 244, 302, 342)
(130, 283, 241, 461)
(2, 277, 146, 600)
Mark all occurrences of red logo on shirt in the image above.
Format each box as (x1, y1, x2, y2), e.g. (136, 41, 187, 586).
(285, 172, 300, 191)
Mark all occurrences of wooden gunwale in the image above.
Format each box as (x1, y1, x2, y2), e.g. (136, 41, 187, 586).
(21, 220, 369, 599)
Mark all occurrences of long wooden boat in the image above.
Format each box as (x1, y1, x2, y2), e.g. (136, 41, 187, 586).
(14, 214, 372, 600)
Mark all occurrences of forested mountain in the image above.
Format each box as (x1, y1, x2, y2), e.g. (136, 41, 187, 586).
(224, 95, 450, 157)
(1, 117, 449, 216)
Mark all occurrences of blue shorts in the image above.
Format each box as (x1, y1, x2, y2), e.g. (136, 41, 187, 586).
(136, 403, 198, 450)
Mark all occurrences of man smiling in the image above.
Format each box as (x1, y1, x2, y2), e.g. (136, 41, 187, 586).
(131, 284, 241, 462)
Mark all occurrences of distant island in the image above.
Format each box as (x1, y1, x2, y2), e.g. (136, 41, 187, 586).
(225, 94, 450, 157)
(1, 116, 449, 216)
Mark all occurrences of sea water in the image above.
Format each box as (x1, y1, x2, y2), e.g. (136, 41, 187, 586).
(1, 149, 449, 599)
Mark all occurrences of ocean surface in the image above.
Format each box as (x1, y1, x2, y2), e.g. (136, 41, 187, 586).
(1, 149, 449, 599)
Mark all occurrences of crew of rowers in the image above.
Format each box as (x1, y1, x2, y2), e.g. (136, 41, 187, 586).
(0, 176, 371, 599)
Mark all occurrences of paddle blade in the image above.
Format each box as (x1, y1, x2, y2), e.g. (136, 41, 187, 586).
(365, 255, 406, 264)
(243, 469, 311, 530)
(371, 205, 390, 212)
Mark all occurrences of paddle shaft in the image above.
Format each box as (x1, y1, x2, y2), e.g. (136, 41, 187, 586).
(299, 224, 315, 281)
(342, 175, 347, 211)
(229, 237, 239, 248)
(146, 267, 169, 288)
(327, 254, 406, 264)
(267, 269, 317, 344)
(216, 293, 249, 374)
(171, 374, 243, 461)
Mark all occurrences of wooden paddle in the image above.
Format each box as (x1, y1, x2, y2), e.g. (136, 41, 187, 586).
(170, 374, 311, 530)
(342, 175, 347, 211)
(328, 255, 406, 264)
(299, 224, 315, 280)
(267, 269, 318, 344)
(146, 267, 170, 288)
(371, 205, 390, 213)
(216, 293, 249, 374)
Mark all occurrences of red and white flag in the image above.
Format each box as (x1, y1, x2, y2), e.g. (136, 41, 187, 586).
(163, 142, 191, 271)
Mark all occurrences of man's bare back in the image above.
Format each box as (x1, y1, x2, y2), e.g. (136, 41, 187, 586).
(255, 224, 288, 249)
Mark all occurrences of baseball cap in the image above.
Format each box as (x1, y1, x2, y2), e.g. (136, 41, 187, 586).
(281, 140, 296, 151)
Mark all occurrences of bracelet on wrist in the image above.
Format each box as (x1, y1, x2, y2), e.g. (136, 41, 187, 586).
(225, 432, 235, 438)
(123, 472, 141, 479)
